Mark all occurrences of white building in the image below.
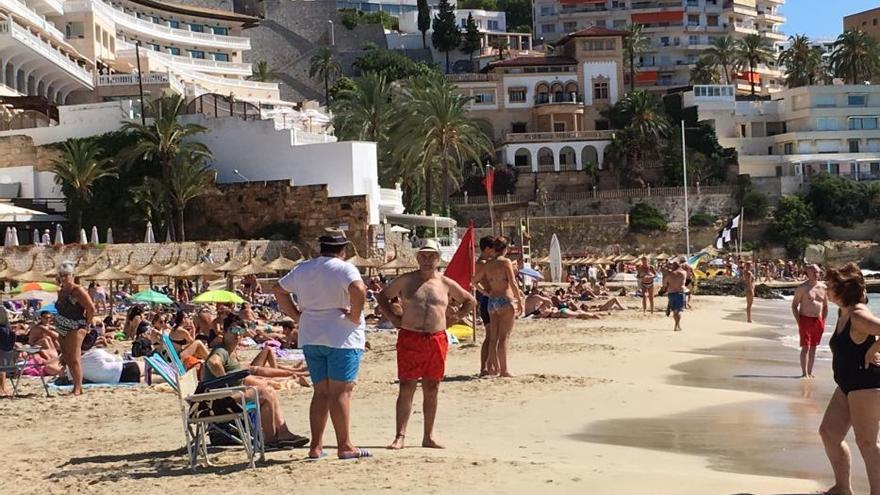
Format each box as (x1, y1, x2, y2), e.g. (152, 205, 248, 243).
(687, 83, 880, 194)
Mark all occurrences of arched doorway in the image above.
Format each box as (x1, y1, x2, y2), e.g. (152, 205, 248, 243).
(537, 147, 554, 171)
(513, 147, 532, 169)
(559, 146, 577, 171)
(581, 145, 599, 171)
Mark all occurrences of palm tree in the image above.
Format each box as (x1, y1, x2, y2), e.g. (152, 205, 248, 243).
(393, 76, 493, 215)
(120, 94, 211, 241)
(309, 47, 342, 107)
(703, 35, 737, 85)
(779, 34, 827, 87)
(690, 56, 720, 84)
(130, 177, 167, 233)
(607, 91, 670, 186)
(736, 33, 774, 97)
(332, 72, 397, 143)
(623, 24, 649, 92)
(51, 138, 118, 235)
(249, 60, 278, 82)
(830, 29, 880, 84)
(167, 155, 217, 242)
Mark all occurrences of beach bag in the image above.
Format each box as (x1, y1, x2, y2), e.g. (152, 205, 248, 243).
(0, 324, 14, 352)
(130, 337, 154, 358)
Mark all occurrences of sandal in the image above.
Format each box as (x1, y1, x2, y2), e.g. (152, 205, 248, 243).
(338, 448, 372, 460)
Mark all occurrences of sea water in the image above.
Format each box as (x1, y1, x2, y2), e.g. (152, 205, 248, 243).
(776, 297, 880, 361)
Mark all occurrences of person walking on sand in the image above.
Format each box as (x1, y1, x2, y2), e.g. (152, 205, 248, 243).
(792, 264, 828, 379)
(473, 236, 495, 376)
(743, 261, 756, 323)
(54, 262, 96, 395)
(474, 237, 524, 377)
(819, 263, 880, 495)
(273, 230, 372, 460)
(637, 256, 657, 314)
(378, 239, 475, 450)
(663, 259, 687, 332)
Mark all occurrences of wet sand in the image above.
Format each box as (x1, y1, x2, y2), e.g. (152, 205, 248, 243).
(581, 299, 869, 493)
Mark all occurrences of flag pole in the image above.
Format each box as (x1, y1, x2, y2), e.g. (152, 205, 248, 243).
(486, 163, 496, 235)
(681, 120, 691, 258)
(739, 206, 744, 258)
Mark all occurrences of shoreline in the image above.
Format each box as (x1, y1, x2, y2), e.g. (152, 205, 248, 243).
(3, 296, 843, 494)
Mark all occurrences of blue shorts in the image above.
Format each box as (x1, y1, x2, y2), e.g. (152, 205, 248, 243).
(303, 345, 363, 384)
(668, 292, 686, 312)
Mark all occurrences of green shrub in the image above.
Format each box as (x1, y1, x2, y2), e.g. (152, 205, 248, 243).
(629, 203, 668, 233)
(689, 212, 715, 227)
(741, 191, 769, 220)
(768, 195, 815, 257)
(805, 172, 877, 227)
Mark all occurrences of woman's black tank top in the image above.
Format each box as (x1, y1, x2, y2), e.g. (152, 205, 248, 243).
(829, 315, 880, 394)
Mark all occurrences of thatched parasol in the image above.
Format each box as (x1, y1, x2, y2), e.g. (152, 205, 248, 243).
(160, 258, 194, 278)
(214, 251, 244, 273)
(653, 253, 671, 261)
(77, 258, 107, 279)
(12, 257, 51, 283)
(0, 260, 22, 281)
(116, 252, 137, 273)
(379, 257, 417, 273)
(346, 254, 380, 269)
(233, 259, 269, 277)
(262, 255, 301, 273)
(92, 266, 134, 281)
(180, 262, 222, 278)
(134, 251, 171, 277)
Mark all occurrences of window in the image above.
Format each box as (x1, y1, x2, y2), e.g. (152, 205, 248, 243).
(553, 122, 565, 132)
(849, 139, 860, 153)
(688, 14, 700, 26)
(508, 88, 526, 103)
(540, 6, 553, 16)
(687, 0, 698, 5)
(65, 22, 85, 39)
(848, 94, 867, 106)
(460, 18, 467, 27)
(688, 35, 699, 45)
(613, 19, 626, 28)
(816, 117, 838, 131)
(151, 16, 160, 24)
(593, 81, 609, 100)
(213, 53, 230, 62)
(541, 23, 555, 33)
(488, 20, 499, 30)
(595, 120, 610, 130)
(188, 50, 206, 59)
(563, 21, 577, 32)
(850, 117, 879, 130)
(814, 94, 836, 107)
(189, 24, 204, 32)
(707, 15, 718, 26)
(168, 20, 179, 29)
(783, 142, 793, 155)
(595, 19, 606, 27)
(660, 36, 670, 46)
(168, 47, 181, 55)
(150, 43, 161, 51)
(511, 122, 527, 133)
(584, 39, 614, 51)
(474, 92, 495, 104)
(213, 26, 229, 35)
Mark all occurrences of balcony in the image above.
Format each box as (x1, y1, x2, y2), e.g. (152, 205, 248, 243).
(30, 0, 63, 15)
(534, 93, 581, 106)
(170, 66, 278, 100)
(758, 10, 785, 23)
(118, 44, 253, 77)
(446, 73, 498, 83)
(0, 18, 93, 88)
(504, 130, 613, 143)
(0, 0, 65, 43)
(761, 30, 786, 42)
(733, 23, 758, 35)
(96, 71, 185, 94)
(65, 0, 251, 51)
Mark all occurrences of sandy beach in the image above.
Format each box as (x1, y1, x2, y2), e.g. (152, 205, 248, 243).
(5, 295, 847, 495)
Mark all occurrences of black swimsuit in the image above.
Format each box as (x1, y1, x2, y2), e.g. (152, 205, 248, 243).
(829, 315, 880, 394)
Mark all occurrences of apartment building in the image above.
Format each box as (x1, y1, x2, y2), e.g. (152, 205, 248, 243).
(450, 26, 624, 172)
(844, 6, 880, 40)
(391, 9, 533, 72)
(532, 0, 786, 94)
(686, 84, 880, 194)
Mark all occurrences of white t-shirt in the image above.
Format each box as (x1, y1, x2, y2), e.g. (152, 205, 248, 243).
(278, 256, 366, 350)
(69, 348, 123, 383)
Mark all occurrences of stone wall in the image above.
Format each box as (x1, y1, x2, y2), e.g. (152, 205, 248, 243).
(186, 180, 372, 255)
(0, 135, 59, 172)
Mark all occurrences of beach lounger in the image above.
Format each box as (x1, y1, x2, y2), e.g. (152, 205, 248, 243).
(0, 346, 50, 398)
(147, 350, 265, 469)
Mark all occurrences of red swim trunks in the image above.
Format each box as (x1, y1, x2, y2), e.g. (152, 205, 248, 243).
(396, 329, 448, 381)
(798, 315, 825, 347)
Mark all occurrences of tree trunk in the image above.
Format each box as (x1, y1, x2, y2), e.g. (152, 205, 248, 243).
(424, 160, 433, 214)
(324, 73, 330, 106)
(723, 64, 730, 85)
(177, 207, 186, 242)
(445, 51, 450, 74)
(161, 157, 176, 242)
(749, 61, 756, 97)
(470, 52, 474, 72)
(76, 207, 83, 243)
(629, 52, 635, 92)
(421, 31, 426, 49)
(441, 152, 449, 216)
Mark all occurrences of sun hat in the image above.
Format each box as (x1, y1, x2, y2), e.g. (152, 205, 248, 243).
(417, 239, 441, 254)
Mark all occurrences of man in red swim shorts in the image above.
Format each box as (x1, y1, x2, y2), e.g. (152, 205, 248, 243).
(377, 239, 475, 450)
(791, 264, 828, 378)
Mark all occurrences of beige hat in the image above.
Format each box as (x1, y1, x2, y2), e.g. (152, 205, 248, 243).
(417, 239, 441, 254)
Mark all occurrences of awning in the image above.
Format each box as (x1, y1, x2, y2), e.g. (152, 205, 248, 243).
(382, 213, 457, 229)
(632, 11, 683, 24)
(636, 70, 658, 84)
(0, 202, 65, 222)
(738, 71, 761, 84)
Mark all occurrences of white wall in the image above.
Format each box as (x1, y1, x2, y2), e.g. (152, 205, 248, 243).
(182, 116, 381, 225)
(502, 74, 578, 109)
(0, 100, 136, 146)
(0, 166, 62, 198)
(582, 61, 619, 106)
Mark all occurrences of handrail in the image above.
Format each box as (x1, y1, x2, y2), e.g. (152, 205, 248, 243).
(3, 19, 94, 87)
(171, 65, 277, 91)
(123, 45, 252, 75)
(504, 130, 614, 142)
(451, 185, 735, 206)
(0, 0, 65, 42)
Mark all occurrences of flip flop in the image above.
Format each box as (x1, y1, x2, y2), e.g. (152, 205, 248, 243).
(305, 452, 328, 461)
(338, 448, 372, 460)
(270, 435, 310, 449)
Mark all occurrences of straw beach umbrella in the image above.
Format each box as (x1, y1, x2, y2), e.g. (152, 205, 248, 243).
(90, 226, 99, 244)
(106, 228, 114, 244)
(262, 255, 301, 273)
(0, 260, 22, 281)
(54, 224, 64, 245)
(378, 256, 417, 274)
(144, 222, 156, 244)
(12, 257, 51, 283)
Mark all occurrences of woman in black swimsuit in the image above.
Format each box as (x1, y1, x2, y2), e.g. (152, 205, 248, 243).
(820, 263, 880, 495)
(54, 262, 96, 395)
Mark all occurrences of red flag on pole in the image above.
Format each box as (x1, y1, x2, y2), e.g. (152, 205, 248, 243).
(482, 167, 495, 204)
(443, 222, 475, 292)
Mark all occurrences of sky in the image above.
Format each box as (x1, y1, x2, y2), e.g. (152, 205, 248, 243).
(782, 0, 877, 40)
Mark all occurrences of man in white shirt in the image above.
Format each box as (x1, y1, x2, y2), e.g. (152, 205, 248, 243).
(273, 230, 370, 460)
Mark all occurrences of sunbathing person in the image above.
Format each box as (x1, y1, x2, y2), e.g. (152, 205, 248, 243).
(202, 314, 309, 447)
(61, 331, 144, 384)
(579, 297, 627, 312)
(164, 311, 210, 371)
(279, 319, 299, 348)
(27, 311, 59, 349)
(535, 307, 602, 320)
(524, 288, 554, 317)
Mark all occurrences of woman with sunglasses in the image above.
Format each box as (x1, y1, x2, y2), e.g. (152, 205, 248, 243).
(203, 314, 308, 448)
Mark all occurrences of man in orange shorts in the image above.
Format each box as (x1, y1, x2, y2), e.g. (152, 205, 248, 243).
(377, 239, 475, 450)
(791, 264, 828, 378)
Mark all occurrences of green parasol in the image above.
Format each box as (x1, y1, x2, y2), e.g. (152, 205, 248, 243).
(192, 290, 245, 304)
(129, 289, 174, 305)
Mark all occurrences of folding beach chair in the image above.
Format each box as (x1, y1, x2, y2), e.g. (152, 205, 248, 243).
(146, 349, 265, 469)
(0, 346, 50, 398)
